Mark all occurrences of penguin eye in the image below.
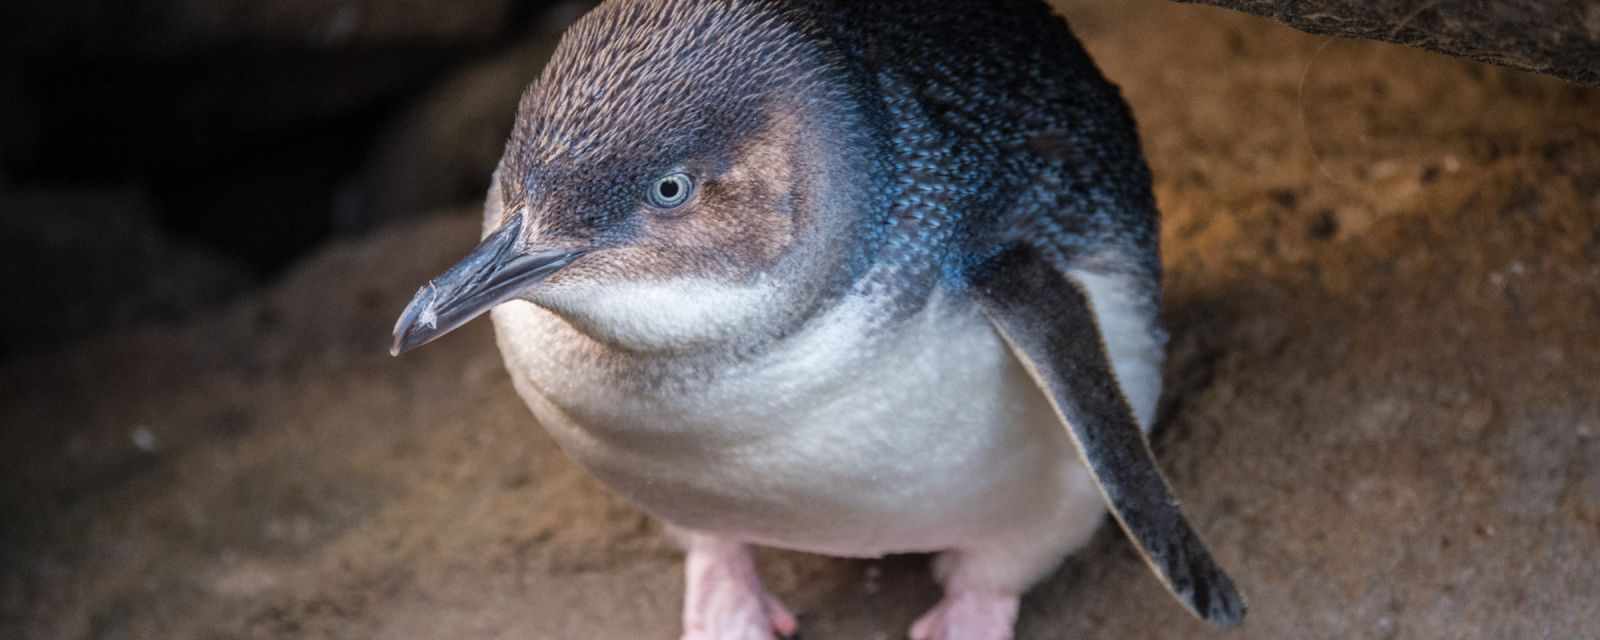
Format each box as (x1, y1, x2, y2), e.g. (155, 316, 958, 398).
(647, 173, 694, 209)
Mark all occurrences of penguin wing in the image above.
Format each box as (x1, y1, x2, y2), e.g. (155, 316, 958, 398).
(967, 243, 1246, 627)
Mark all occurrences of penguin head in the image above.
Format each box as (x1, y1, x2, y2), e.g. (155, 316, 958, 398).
(392, 0, 875, 356)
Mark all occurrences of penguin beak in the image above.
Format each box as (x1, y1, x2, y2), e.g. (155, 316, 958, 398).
(390, 213, 582, 356)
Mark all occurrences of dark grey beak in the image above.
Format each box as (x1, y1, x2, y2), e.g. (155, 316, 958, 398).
(390, 214, 582, 356)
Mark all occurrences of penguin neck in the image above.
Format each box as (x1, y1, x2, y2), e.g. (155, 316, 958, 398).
(532, 274, 793, 358)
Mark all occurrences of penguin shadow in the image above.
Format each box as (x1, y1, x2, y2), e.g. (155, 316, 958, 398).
(1152, 291, 1248, 443)
(767, 552, 939, 640)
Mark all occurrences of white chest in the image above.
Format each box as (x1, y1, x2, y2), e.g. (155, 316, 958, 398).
(491, 288, 1076, 556)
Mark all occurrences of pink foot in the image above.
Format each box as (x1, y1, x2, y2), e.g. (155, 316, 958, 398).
(681, 538, 797, 640)
(910, 591, 1020, 640)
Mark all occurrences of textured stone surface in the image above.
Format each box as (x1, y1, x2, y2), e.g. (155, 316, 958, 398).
(3, 2, 1599, 639)
(351, 34, 563, 227)
(0, 190, 251, 358)
(1173, 0, 1600, 86)
(0, 0, 525, 56)
(0, 0, 581, 279)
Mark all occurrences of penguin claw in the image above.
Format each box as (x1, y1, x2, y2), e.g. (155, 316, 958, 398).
(681, 541, 797, 640)
(680, 590, 795, 640)
(909, 591, 1019, 640)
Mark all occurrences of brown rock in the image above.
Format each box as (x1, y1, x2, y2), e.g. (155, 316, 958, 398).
(1172, 0, 1600, 86)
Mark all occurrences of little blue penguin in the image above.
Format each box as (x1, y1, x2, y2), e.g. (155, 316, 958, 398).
(390, 1, 1245, 638)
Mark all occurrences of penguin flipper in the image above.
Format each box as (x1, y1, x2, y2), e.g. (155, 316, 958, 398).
(967, 243, 1246, 628)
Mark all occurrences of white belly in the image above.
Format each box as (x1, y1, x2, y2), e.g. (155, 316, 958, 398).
(492, 288, 1087, 557)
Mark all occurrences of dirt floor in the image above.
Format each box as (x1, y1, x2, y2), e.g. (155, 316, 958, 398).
(3, 1, 1599, 638)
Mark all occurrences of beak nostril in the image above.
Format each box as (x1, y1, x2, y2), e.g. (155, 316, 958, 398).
(415, 285, 441, 331)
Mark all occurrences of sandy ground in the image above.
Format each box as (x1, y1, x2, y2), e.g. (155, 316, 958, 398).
(3, 1, 1599, 638)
